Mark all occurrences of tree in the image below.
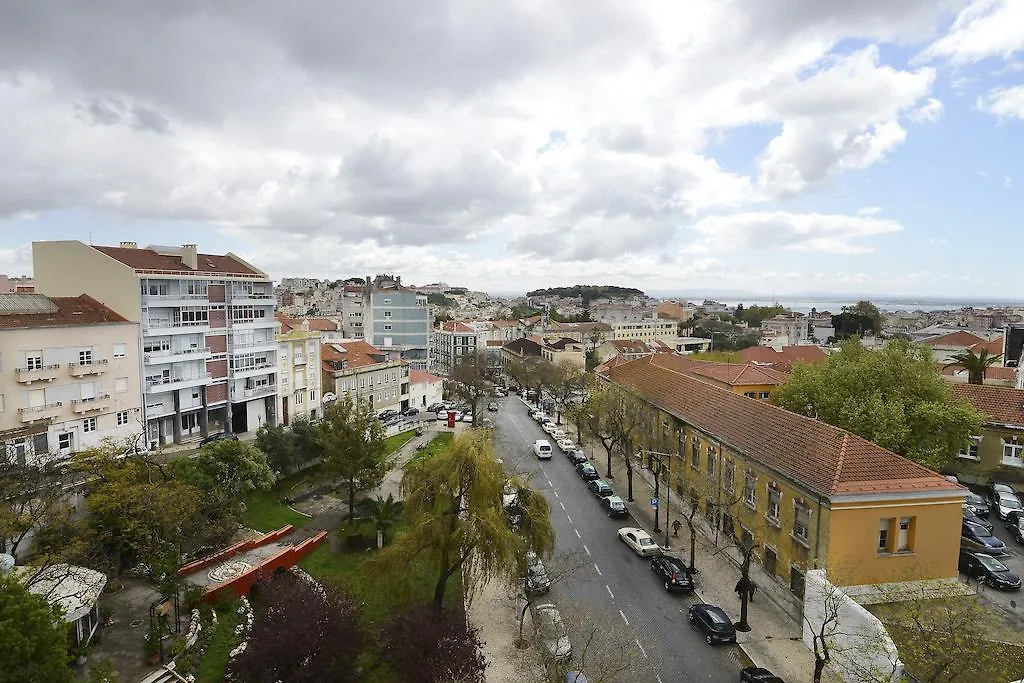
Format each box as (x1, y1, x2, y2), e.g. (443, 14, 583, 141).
(318, 394, 389, 521)
(374, 431, 555, 611)
(381, 604, 488, 683)
(843, 300, 883, 336)
(772, 338, 985, 471)
(446, 352, 495, 426)
(546, 361, 591, 425)
(255, 423, 301, 474)
(0, 460, 71, 558)
(228, 571, 363, 683)
(831, 311, 876, 340)
(943, 348, 1003, 385)
(0, 573, 77, 683)
(359, 493, 403, 547)
(734, 303, 744, 321)
(170, 440, 275, 517)
(512, 550, 587, 648)
(581, 386, 645, 499)
(738, 304, 787, 328)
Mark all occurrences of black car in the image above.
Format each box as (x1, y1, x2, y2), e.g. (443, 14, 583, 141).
(576, 462, 599, 481)
(199, 431, 237, 446)
(487, 401, 499, 412)
(650, 555, 694, 593)
(958, 550, 1022, 590)
(567, 449, 588, 465)
(963, 505, 993, 531)
(600, 495, 628, 518)
(987, 481, 1019, 507)
(587, 479, 614, 498)
(740, 667, 785, 683)
(965, 493, 990, 518)
(1007, 516, 1024, 545)
(401, 407, 419, 417)
(961, 519, 1007, 554)
(377, 409, 399, 420)
(687, 603, 736, 645)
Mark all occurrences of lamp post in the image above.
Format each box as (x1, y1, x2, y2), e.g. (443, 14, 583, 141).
(637, 448, 675, 546)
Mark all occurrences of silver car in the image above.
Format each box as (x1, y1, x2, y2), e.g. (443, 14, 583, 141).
(533, 603, 571, 663)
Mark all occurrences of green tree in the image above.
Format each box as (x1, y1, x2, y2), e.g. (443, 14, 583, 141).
(943, 348, 1003, 385)
(318, 395, 389, 521)
(374, 431, 554, 611)
(360, 493, 404, 546)
(255, 423, 301, 474)
(0, 461, 70, 558)
(0, 574, 76, 683)
(772, 339, 984, 470)
(170, 440, 275, 519)
(581, 386, 646, 500)
(831, 311, 876, 340)
(740, 304, 787, 327)
(843, 300, 884, 336)
(446, 352, 495, 426)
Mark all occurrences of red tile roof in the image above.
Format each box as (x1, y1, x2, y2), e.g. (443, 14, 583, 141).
(607, 339, 652, 355)
(922, 330, 988, 348)
(607, 356, 959, 497)
(938, 364, 1018, 382)
(649, 355, 788, 387)
(440, 321, 476, 333)
(594, 355, 630, 375)
(737, 345, 827, 372)
(969, 336, 1004, 355)
(409, 369, 443, 385)
(276, 314, 341, 333)
(321, 340, 391, 372)
(0, 294, 130, 328)
(93, 245, 261, 276)
(951, 384, 1024, 426)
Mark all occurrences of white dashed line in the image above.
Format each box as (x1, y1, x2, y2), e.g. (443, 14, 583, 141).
(593, 563, 602, 577)
(575, 529, 581, 538)
(559, 501, 566, 510)
(584, 545, 591, 556)
(619, 609, 629, 626)
(553, 490, 559, 498)
(606, 585, 615, 600)
(566, 514, 573, 524)
(635, 639, 647, 658)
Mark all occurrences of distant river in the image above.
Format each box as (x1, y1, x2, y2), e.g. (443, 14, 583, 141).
(714, 299, 1023, 315)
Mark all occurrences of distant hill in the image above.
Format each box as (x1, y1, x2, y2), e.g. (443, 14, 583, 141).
(526, 285, 645, 303)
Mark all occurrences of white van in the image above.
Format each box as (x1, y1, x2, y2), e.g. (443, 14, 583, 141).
(533, 439, 553, 459)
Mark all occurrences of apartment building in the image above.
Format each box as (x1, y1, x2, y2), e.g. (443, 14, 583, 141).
(610, 319, 678, 343)
(339, 284, 366, 338)
(540, 337, 585, 368)
(361, 275, 432, 371)
(431, 321, 481, 375)
(761, 314, 809, 346)
(0, 293, 142, 463)
(606, 355, 964, 596)
(276, 319, 323, 426)
(590, 303, 653, 324)
(33, 241, 278, 447)
(321, 340, 410, 413)
(946, 384, 1024, 488)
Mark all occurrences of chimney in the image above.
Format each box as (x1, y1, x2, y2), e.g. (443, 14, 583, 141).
(182, 244, 198, 270)
(119, 241, 138, 249)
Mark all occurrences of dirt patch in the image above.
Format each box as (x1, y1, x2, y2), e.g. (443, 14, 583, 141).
(466, 578, 544, 683)
(293, 493, 345, 516)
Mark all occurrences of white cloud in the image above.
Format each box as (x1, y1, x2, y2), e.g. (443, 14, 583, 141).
(686, 211, 903, 254)
(921, 0, 1024, 66)
(1005, 174, 1013, 188)
(977, 85, 1024, 119)
(908, 97, 943, 123)
(856, 206, 883, 215)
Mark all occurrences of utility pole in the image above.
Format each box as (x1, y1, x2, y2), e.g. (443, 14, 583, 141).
(637, 448, 676, 547)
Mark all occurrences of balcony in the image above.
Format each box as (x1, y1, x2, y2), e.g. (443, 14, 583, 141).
(231, 385, 277, 401)
(19, 402, 63, 423)
(143, 292, 210, 307)
(230, 291, 277, 306)
(231, 338, 278, 353)
(232, 363, 275, 379)
(145, 319, 211, 335)
(15, 364, 62, 384)
(71, 394, 112, 414)
(146, 373, 213, 394)
(144, 347, 213, 365)
(69, 360, 109, 377)
(229, 317, 277, 331)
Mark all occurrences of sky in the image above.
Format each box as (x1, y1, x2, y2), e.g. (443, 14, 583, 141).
(0, 1, 1022, 297)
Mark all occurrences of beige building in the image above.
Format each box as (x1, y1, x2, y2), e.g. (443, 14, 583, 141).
(276, 319, 323, 426)
(33, 241, 277, 446)
(611, 319, 678, 343)
(320, 340, 411, 413)
(540, 337, 585, 368)
(0, 293, 142, 463)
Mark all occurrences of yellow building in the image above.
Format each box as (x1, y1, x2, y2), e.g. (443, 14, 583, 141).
(276, 318, 323, 426)
(947, 383, 1024, 490)
(606, 355, 964, 593)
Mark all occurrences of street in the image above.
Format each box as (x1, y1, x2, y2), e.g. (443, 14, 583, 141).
(491, 394, 746, 682)
(970, 503, 1024, 620)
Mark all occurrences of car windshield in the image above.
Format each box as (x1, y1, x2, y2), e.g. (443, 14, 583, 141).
(639, 537, 654, 546)
(999, 496, 1022, 510)
(706, 610, 730, 626)
(967, 494, 986, 505)
(665, 559, 686, 574)
(965, 521, 992, 537)
(977, 554, 1008, 572)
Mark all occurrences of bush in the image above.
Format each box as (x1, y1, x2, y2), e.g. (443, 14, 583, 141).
(381, 604, 486, 683)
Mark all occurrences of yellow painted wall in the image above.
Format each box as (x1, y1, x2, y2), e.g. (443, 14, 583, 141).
(827, 498, 962, 585)
(946, 424, 1024, 490)
(32, 241, 141, 320)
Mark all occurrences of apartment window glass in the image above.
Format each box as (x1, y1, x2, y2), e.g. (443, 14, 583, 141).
(57, 433, 73, 451)
(744, 472, 757, 508)
(878, 518, 893, 553)
(382, 298, 392, 304)
(724, 460, 735, 493)
(112, 343, 127, 358)
(758, 392, 771, 400)
(743, 391, 756, 398)
(690, 439, 700, 469)
(958, 436, 982, 460)
(116, 410, 131, 426)
(794, 502, 810, 542)
(384, 324, 392, 331)
(1002, 437, 1024, 467)
(32, 433, 48, 456)
(295, 391, 304, 405)
(384, 311, 392, 318)
(897, 517, 914, 552)
(114, 377, 129, 394)
(767, 485, 781, 521)
(26, 351, 43, 370)
(706, 449, 716, 478)
(83, 417, 97, 433)
(186, 280, 208, 296)
(79, 348, 93, 365)
(144, 339, 171, 353)
(179, 307, 209, 324)
(790, 567, 805, 598)
(309, 389, 316, 402)
(147, 282, 169, 296)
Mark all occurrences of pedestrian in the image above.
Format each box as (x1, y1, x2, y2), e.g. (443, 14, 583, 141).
(734, 577, 747, 600)
(748, 580, 757, 602)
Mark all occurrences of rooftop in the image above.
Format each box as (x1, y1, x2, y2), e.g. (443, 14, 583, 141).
(736, 344, 828, 372)
(0, 294, 130, 329)
(921, 330, 988, 348)
(93, 244, 263, 277)
(321, 339, 393, 372)
(19, 564, 107, 622)
(649, 354, 789, 387)
(607, 356, 960, 498)
(409, 369, 443, 384)
(951, 383, 1024, 427)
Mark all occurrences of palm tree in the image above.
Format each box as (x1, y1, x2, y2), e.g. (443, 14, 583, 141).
(944, 349, 1003, 385)
(361, 494, 404, 547)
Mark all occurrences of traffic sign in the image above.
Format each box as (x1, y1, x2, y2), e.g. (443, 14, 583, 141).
(650, 498, 659, 508)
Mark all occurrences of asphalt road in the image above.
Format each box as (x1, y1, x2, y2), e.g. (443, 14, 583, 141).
(968, 503, 1024, 618)
(492, 394, 746, 683)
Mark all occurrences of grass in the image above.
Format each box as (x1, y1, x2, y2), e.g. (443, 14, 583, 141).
(195, 602, 242, 683)
(383, 430, 417, 456)
(242, 490, 310, 532)
(406, 432, 454, 467)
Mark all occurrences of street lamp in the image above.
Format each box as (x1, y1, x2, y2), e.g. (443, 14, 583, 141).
(637, 448, 675, 546)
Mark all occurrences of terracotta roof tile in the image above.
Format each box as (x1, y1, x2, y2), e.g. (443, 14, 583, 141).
(321, 340, 391, 372)
(607, 356, 958, 497)
(969, 336, 1004, 355)
(648, 354, 788, 387)
(440, 321, 476, 333)
(737, 345, 827, 372)
(608, 339, 651, 354)
(922, 330, 988, 347)
(93, 245, 261, 276)
(951, 383, 1024, 426)
(938, 364, 1018, 382)
(409, 369, 443, 384)
(0, 294, 129, 328)
(276, 314, 341, 333)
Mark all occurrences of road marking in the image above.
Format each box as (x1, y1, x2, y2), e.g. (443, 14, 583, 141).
(559, 501, 566, 511)
(584, 544, 591, 556)
(545, 475, 553, 485)
(619, 609, 629, 625)
(593, 563, 602, 576)
(553, 490, 559, 498)
(635, 639, 647, 658)
(606, 585, 615, 600)
(575, 529, 581, 538)
(566, 514, 573, 524)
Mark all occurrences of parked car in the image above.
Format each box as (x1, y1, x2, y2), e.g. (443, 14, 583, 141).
(487, 401, 499, 412)
(994, 493, 1023, 521)
(534, 439, 553, 460)
(557, 438, 577, 452)
(401, 407, 419, 417)
(961, 519, 1007, 554)
(688, 603, 737, 645)
(524, 551, 552, 595)
(533, 603, 571, 663)
(650, 555, 694, 593)
(480, 417, 495, 429)
(576, 462, 599, 481)
(987, 481, 1019, 508)
(493, 388, 507, 397)
(550, 428, 567, 441)
(958, 550, 1022, 590)
(963, 505, 993, 531)
(200, 431, 237, 446)
(601, 495, 628, 517)
(965, 493, 990, 518)
(426, 402, 444, 413)
(617, 527, 661, 557)
(1009, 517, 1024, 545)
(740, 667, 785, 682)
(377, 409, 399, 420)
(543, 422, 559, 436)
(567, 449, 588, 465)
(587, 479, 614, 498)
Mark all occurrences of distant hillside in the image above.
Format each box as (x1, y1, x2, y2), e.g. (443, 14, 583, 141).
(526, 285, 645, 303)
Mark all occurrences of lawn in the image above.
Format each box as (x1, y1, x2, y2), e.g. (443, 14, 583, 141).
(195, 602, 242, 683)
(405, 431, 453, 467)
(383, 430, 417, 456)
(242, 490, 310, 533)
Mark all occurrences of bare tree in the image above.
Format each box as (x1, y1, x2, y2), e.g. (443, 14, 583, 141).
(447, 351, 496, 426)
(510, 550, 588, 648)
(546, 361, 591, 425)
(581, 387, 645, 499)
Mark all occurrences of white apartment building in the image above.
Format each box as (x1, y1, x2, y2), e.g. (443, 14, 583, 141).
(430, 321, 481, 376)
(277, 320, 323, 426)
(320, 340, 411, 413)
(33, 241, 278, 447)
(610, 319, 678, 343)
(761, 314, 810, 346)
(0, 293, 143, 464)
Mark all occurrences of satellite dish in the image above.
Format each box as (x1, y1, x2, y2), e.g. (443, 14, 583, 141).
(322, 392, 338, 402)
(0, 553, 15, 576)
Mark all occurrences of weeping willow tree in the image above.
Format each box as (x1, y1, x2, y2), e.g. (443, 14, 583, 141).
(374, 430, 555, 612)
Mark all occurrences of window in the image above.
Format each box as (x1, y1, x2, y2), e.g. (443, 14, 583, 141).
(26, 351, 43, 370)
(878, 518, 893, 553)
(690, 439, 700, 469)
(144, 339, 171, 353)
(764, 547, 778, 576)
(58, 433, 73, 451)
(295, 391, 304, 405)
(384, 311, 392, 318)
(744, 471, 757, 508)
(790, 566, 805, 598)
(186, 280, 208, 296)
(958, 436, 982, 460)
(794, 502, 810, 543)
(179, 307, 209, 324)
(706, 448, 716, 478)
(384, 324, 392, 331)
(116, 410, 131, 426)
(10, 439, 26, 465)
(897, 517, 914, 552)
(382, 298, 392, 304)
(112, 343, 127, 358)
(743, 391, 756, 398)
(309, 389, 316, 402)
(758, 392, 771, 400)
(723, 459, 735, 493)
(78, 348, 93, 365)
(32, 433, 48, 456)
(767, 485, 781, 523)
(147, 282, 169, 296)
(114, 377, 129, 394)
(83, 417, 97, 433)
(1002, 437, 1023, 467)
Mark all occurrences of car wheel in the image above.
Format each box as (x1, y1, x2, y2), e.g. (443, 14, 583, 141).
(686, 612, 694, 623)
(705, 634, 713, 646)
(664, 581, 671, 591)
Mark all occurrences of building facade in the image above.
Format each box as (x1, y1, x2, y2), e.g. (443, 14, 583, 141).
(276, 321, 323, 426)
(947, 383, 1024, 489)
(0, 294, 143, 463)
(431, 321, 481, 376)
(362, 275, 432, 371)
(610, 320, 678, 343)
(408, 369, 444, 410)
(321, 340, 410, 413)
(33, 241, 278, 447)
(761, 314, 810, 346)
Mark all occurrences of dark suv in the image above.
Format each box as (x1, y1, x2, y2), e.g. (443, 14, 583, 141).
(687, 603, 736, 645)
(200, 432, 237, 446)
(650, 555, 694, 593)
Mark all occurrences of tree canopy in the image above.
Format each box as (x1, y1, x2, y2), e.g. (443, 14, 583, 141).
(943, 348, 1002, 385)
(524, 285, 644, 306)
(772, 338, 984, 470)
(318, 395, 389, 520)
(0, 574, 77, 683)
(733, 304, 788, 327)
(446, 352, 496, 425)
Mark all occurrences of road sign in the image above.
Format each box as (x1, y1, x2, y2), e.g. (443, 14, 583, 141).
(650, 498, 659, 508)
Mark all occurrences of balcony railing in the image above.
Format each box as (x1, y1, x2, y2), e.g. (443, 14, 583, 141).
(145, 319, 210, 330)
(232, 385, 277, 400)
(15, 364, 62, 384)
(19, 402, 63, 422)
(71, 394, 112, 413)
(146, 373, 213, 392)
(69, 359, 109, 377)
(144, 347, 212, 363)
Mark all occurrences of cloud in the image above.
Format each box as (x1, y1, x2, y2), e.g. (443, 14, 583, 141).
(908, 97, 943, 123)
(921, 0, 1024, 66)
(1005, 174, 1013, 188)
(686, 211, 903, 254)
(856, 206, 883, 215)
(977, 85, 1024, 119)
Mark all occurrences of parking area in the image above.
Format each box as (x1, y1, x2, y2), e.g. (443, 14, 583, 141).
(964, 489, 1024, 621)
